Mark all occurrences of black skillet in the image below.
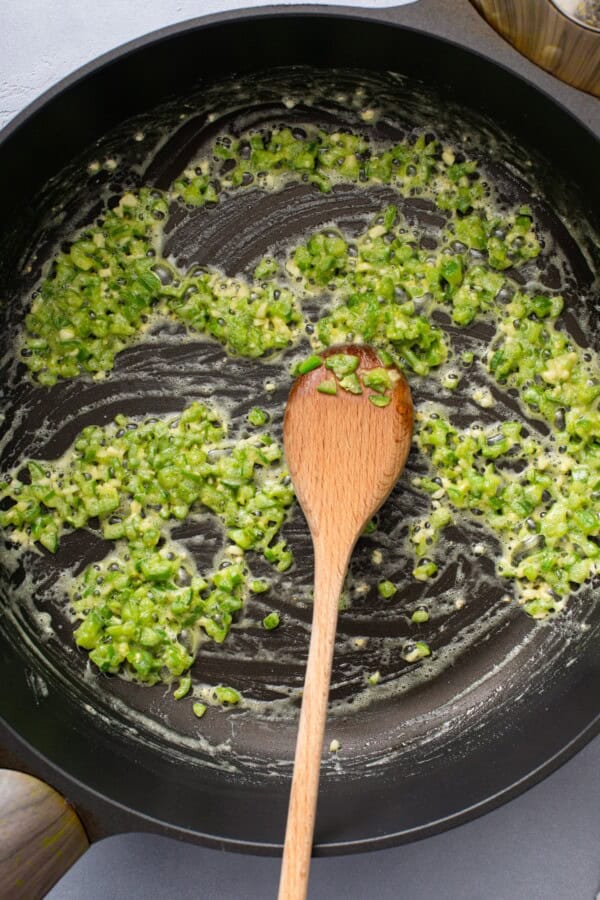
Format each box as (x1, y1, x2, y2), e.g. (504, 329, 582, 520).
(0, 0, 598, 854)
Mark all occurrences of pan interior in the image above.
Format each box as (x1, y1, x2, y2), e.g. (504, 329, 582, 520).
(1, 65, 598, 843)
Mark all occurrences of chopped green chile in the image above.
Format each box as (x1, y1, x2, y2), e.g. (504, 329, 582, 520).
(369, 394, 391, 408)
(213, 685, 242, 705)
(4, 113, 597, 714)
(452, 208, 540, 270)
(442, 264, 598, 608)
(21, 190, 302, 383)
(247, 407, 269, 426)
(416, 408, 599, 613)
(411, 608, 430, 624)
(403, 640, 432, 662)
(0, 403, 295, 683)
(317, 379, 337, 395)
(416, 641, 431, 657)
(296, 354, 323, 375)
(362, 368, 392, 394)
(325, 353, 360, 378)
(339, 373, 363, 395)
(250, 578, 270, 594)
(166, 270, 302, 359)
(412, 560, 438, 581)
(21, 190, 169, 384)
(72, 537, 246, 683)
(306, 354, 394, 403)
(294, 210, 450, 377)
(21, 124, 544, 386)
(174, 675, 192, 700)
(262, 611, 280, 630)
(174, 127, 481, 210)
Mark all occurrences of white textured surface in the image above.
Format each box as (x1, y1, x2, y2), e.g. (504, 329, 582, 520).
(0, 0, 415, 130)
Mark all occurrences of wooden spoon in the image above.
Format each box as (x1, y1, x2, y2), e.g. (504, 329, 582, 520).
(279, 344, 413, 900)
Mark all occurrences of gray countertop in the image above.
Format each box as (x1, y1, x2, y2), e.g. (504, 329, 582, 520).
(47, 736, 600, 899)
(0, 0, 410, 129)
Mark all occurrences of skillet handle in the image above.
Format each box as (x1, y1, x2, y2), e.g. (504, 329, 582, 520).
(0, 769, 88, 898)
(374, 0, 600, 128)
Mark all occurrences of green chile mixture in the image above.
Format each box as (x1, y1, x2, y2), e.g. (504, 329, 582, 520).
(1, 122, 599, 699)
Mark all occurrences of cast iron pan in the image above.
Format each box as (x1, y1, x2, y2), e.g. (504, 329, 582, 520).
(0, 1, 599, 854)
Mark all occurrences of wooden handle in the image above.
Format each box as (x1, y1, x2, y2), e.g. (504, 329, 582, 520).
(0, 769, 88, 899)
(471, 0, 600, 97)
(278, 547, 348, 900)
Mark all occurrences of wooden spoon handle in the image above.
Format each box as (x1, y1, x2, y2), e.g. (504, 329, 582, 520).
(278, 550, 349, 900)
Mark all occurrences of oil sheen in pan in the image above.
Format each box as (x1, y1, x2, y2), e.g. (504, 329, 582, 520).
(0, 68, 598, 780)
